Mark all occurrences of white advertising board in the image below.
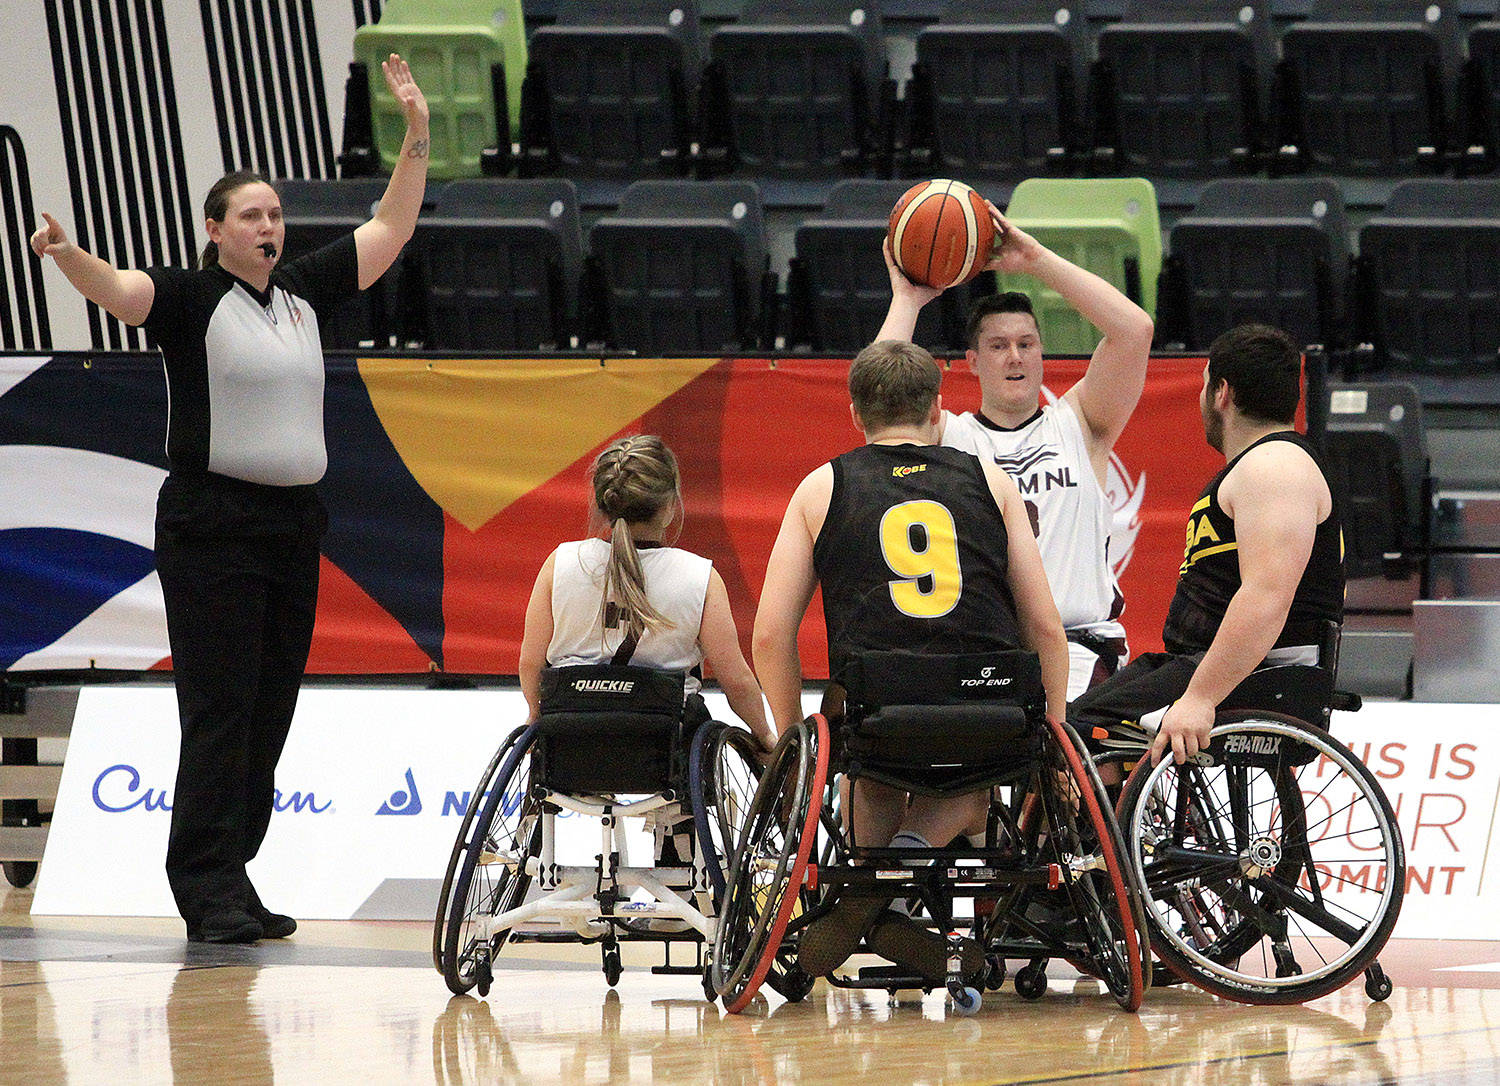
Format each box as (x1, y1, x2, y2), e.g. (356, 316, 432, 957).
(32, 690, 1500, 937)
(31, 686, 816, 920)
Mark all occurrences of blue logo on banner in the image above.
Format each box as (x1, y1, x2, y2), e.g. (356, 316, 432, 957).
(91, 764, 332, 814)
(376, 768, 423, 815)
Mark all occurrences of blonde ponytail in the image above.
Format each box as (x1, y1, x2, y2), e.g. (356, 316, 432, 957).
(590, 435, 682, 647)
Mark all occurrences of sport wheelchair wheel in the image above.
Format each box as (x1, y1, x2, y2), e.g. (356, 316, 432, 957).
(1119, 712, 1405, 1004)
(440, 724, 541, 997)
(1044, 717, 1148, 1012)
(689, 723, 764, 902)
(711, 714, 828, 1013)
(433, 725, 531, 973)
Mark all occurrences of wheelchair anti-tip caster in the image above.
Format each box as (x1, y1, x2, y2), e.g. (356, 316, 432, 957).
(702, 967, 719, 1003)
(603, 943, 623, 987)
(1015, 962, 1048, 1000)
(475, 955, 494, 998)
(771, 963, 816, 1003)
(985, 956, 1007, 991)
(1365, 963, 1393, 1002)
(949, 983, 982, 1016)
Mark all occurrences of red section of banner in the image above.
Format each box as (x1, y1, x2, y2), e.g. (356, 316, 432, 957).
(419, 356, 1223, 676)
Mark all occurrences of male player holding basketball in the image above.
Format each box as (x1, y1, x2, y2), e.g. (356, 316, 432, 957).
(878, 204, 1154, 698)
(1073, 323, 1343, 768)
(754, 340, 1069, 980)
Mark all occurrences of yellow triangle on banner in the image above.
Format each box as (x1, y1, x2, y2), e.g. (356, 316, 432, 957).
(357, 357, 720, 531)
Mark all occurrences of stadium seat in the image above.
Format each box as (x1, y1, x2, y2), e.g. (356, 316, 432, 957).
(1091, 1, 1265, 182)
(409, 179, 582, 350)
(905, 2, 1082, 187)
(1271, 0, 1454, 180)
(1324, 381, 1429, 582)
(277, 178, 401, 348)
(993, 177, 1161, 355)
(520, 1, 700, 202)
(1464, 23, 1500, 171)
(700, 1, 892, 202)
(587, 180, 769, 353)
(352, 0, 528, 180)
(1356, 179, 1500, 392)
(788, 180, 958, 352)
(1162, 178, 1348, 350)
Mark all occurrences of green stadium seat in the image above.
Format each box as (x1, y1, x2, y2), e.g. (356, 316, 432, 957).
(353, 0, 527, 180)
(993, 177, 1161, 355)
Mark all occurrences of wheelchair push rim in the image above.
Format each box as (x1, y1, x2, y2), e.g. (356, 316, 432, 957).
(441, 725, 541, 997)
(1122, 715, 1405, 1004)
(712, 714, 828, 1013)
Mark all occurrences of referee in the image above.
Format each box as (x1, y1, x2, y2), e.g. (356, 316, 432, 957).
(31, 55, 429, 943)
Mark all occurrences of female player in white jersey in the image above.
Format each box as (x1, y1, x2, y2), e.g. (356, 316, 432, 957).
(517, 434, 774, 752)
(876, 203, 1154, 699)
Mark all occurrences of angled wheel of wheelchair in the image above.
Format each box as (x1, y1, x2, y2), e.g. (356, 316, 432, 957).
(690, 722, 764, 902)
(1118, 711, 1405, 1004)
(1044, 717, 1148, 1012)
(433, 725, 531, 973)
(440, 724, 542, 997)
(690, 722, 816, 1003)
(711, 714, 829, 1013)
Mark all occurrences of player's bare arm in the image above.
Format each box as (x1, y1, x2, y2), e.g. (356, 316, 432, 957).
(984, 205, 1153, 475)
(752, 466, 832, 734)
(875, 234, 944, 343)
(981, 461, 1070, 722)
(517, 550, 558, 725)
(1150, 444, 1326, 764)
(699, 570, 777, 752)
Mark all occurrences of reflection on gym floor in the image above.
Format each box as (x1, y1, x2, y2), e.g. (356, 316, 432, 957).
(7, 886, 1500, 1084)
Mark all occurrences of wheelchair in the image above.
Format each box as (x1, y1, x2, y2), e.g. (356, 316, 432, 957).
(433, 663, 769, 999)
(710, 649, 1150, 1015)
(1095, 625, 1405, 1005)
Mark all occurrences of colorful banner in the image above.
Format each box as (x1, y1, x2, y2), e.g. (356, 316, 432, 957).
(1, 352, 1224, 677)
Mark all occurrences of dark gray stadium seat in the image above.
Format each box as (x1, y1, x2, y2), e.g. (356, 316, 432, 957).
(520, 2, 700, 201)
(277, 178, 397, 348)
(1465, 23, 1500, 170)
(587, 180, 768, 353)
(1092, 2, 1264, 181)
(411, 179, 582, 350)
(1272, 1, 1453, 178)
(1356, 179, 1500, 387)
(1163, 178, 1348, 350)
(702, 2, 890, 196)
(906, 2, 1081, 185)
(1324, 381, 1429, 581)
(788, 180, 956, 352)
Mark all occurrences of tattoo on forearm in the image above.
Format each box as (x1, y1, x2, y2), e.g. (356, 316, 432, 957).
(407, 138, 429, 159)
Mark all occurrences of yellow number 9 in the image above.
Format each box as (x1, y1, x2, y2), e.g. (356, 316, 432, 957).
(880, 500, 963, 618)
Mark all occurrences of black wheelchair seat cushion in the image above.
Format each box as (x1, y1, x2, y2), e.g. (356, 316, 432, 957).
(839, 650, 1046, 772)
(852, 703, 1039, 766)
(1219, 664, 1335, 730)
(839, 649, 1045, 711)
(535, 665, 689, 794)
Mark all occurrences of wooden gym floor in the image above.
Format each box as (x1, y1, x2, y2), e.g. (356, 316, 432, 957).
(5, 881, 1500, 1085)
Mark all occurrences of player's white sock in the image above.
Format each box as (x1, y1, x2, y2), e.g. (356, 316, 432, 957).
(889, 831, 932, 916)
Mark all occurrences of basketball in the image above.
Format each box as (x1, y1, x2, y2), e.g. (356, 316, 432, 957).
(887, 179, 997, 289)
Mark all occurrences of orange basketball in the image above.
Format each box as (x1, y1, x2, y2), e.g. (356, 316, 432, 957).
(887, 179, 997, 289)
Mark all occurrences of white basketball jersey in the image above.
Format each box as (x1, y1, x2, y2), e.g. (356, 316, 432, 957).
(547, 538, 712, 693)
(943, 398, 1125, 640)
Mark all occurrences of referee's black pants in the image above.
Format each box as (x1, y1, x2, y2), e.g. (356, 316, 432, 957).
(155, 473, 323, 931)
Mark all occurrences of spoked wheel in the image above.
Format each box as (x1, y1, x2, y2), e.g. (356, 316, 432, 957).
(690, 722, 766, 902)
(711, 715, 828, 1013)
(690, 722, 816, 1003)
(1119, 713, 1405, 1004)
(1043, 717, 1148, 1011)
(433, 725, 530, 973)
(441, 725, 541, 997)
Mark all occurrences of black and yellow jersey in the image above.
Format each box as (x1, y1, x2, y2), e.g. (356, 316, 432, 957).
(812, 442, 1020, 681)
(1163, 430, 1344, 654)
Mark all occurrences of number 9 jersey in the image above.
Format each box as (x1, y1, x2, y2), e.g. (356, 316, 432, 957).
(811, 442, 1022, 681)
